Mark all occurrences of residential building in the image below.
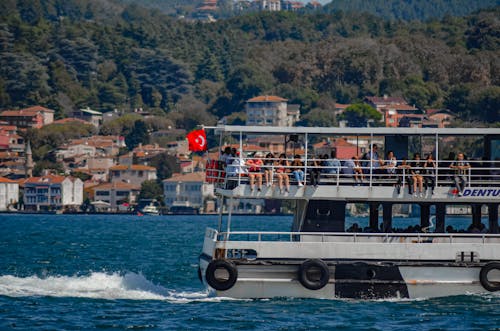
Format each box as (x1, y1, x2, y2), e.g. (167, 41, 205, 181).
(381, 104, 422, 127)
(0, 106, 54, 129)
(23, 175, 83, 211)
(426, 109, 456, 128)
(109, 164, 157, 186)
(246, 95, 300, 127)
(364, 95, 408, 111)
(163, 172, 214, 211)
(72, 107, 103, 127)
(91, 182, 140, 211)
(312, 138, 359, 159)
(257, 0, 281, 11)
(0, 177, 19, 211)
(67, 135, 125, 157)
(74, 156, 115, 182)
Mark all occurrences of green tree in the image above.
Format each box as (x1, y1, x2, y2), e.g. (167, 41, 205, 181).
(138, 179, 163, 201)
(125, 120, 149, 150)
(339, 103, 381, 127)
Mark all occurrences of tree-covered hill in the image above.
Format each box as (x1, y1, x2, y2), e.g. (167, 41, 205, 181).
(323, 0, 500, 22)
(0, 0, 498, 128)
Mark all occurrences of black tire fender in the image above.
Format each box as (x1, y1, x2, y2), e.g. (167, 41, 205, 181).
(298, 259, 330, 290)
(479, 262, 500, 292)
(205, 259, 238, 291)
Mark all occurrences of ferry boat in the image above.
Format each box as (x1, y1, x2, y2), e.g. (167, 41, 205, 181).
(199, 125, 500, 299)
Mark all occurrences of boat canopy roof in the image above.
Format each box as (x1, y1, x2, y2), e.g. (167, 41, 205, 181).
(207, 125, 500, 136)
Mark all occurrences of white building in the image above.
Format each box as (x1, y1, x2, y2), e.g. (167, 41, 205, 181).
(109, 164, 157, 187)
(245, 95, 299, 127)
(23, 175, 83, 211)
(163, 172, 214, 210)
(72, 107, 103, 127)
(0, 177, 19, 211)
(91, 182, 140, 211)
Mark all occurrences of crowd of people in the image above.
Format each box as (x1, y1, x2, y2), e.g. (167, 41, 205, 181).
(218, 145, 496, 196)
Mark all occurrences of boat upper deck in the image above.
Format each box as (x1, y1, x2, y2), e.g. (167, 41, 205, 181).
(206, 125, 500, 204)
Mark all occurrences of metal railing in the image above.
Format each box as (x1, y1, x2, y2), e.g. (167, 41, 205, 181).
(213, 230, 500, 244)
(205, 157, 500, 190)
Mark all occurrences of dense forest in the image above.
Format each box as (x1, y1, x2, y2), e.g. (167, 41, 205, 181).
(118, 0, 500, 21)
(0, 0, 498, 129)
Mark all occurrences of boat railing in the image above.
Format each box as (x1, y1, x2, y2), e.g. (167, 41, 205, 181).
(216, 230, 500, 244)
(206, 157, 500, 190)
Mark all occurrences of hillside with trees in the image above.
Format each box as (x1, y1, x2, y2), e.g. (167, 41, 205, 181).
(323, 0, 500, 21)
(0, 0, 498, 129)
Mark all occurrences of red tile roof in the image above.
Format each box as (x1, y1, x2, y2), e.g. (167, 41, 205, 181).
(163, 172, 205, 182)
(53, 118, 89, 125)
(91, 182, 140, 191)
(109, 164, 156, 171)
(247, 95, 288, 103)
(0, 176, 17, 183)
(24, 175, 68, 184)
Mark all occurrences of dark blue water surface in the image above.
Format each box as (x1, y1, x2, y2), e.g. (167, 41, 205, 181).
(0, 214, 499, 330)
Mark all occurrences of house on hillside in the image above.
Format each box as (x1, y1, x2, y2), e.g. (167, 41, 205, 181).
(72, 107, 103, 127)
(0, 106, 54, 129)
(23, 175, 83, 211)
(246, 95, 300, 127)
(426, 109, 456, 128)
(109, 164, 157, 186)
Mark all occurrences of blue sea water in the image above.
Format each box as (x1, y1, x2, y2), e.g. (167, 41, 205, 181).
(0, 214, 499, 330)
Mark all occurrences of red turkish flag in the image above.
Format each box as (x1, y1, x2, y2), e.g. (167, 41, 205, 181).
(186, 129, 207, 152)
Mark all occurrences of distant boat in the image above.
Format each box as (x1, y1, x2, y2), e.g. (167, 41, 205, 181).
(141, 203, 160, 216)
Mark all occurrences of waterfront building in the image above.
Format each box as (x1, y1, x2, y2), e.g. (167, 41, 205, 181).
(90, 182, 140, 211)
(109, 164, 157, 187)
(0, 177, 19, 211)
(163, 172, 214, 212)
(23, 175, 83, 211)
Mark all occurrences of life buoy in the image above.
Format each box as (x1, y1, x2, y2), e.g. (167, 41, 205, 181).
(298, 259, 330, 290)
(205, 259, 238, 291)
(479, 262, 500, 292)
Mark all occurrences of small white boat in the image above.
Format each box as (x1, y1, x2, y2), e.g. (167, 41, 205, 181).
(141, 202, 160, 216)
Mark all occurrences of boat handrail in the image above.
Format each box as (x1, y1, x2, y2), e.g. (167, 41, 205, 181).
(215, 230, 500, 243)
(208, 157, 500, 190)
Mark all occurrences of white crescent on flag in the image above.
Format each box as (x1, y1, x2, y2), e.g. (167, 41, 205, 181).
(196, 134, 206, 148)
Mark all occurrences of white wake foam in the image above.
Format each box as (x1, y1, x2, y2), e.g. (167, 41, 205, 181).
(0, 272, 221, 302)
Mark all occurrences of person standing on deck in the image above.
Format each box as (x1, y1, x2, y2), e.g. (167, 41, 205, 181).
(365, 144, 384, 177)
(450, 153, 471, 196)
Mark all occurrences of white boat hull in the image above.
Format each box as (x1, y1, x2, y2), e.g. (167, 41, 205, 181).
(199, 260, 499, 299)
